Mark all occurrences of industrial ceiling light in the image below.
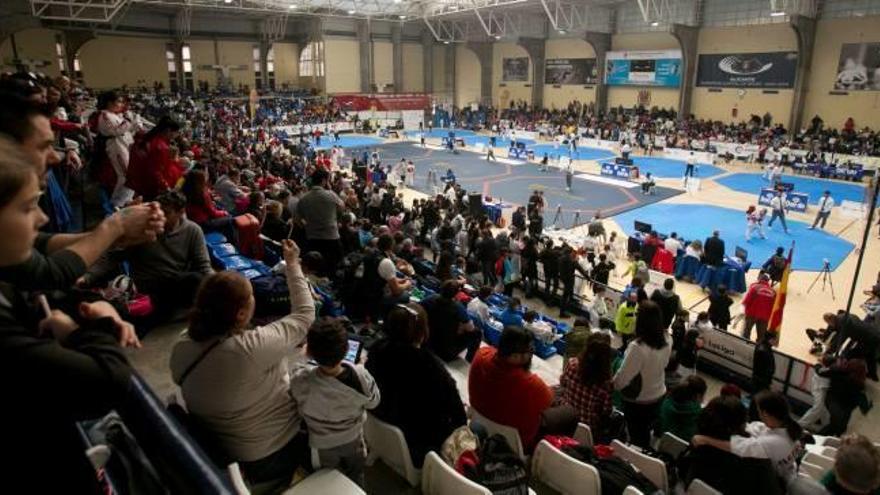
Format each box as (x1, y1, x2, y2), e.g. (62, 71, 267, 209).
(288, 4, 297, 8)
(443, 40, 450, 44)
(770, 10, 785, 16)
(650, 21, 659, 26)
(558, 29, 566, 34)
(399, 14, 406, 19)
(223, 0, 232, 4)
(348, 9, 356, 14)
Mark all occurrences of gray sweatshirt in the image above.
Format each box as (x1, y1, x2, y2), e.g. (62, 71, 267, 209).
(170, 262, 315, 462)
(289, 362, 380, 449)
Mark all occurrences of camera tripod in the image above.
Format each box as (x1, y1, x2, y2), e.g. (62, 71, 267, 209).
(807, 260, 835, 300)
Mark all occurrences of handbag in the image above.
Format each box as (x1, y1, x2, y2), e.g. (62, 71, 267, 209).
(620, 373, 643, 401)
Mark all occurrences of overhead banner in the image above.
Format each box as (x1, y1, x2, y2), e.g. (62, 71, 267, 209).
(544, 58, 598, 85)
(605, 50, 682, 87)
(502, 57, 530, 81)
(696, 52, 798, 88)
(834, 42, 880, 91)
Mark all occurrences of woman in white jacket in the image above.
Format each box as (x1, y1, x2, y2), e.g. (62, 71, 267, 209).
(613, 300, 672, 448)
(97, 91, 138, 207)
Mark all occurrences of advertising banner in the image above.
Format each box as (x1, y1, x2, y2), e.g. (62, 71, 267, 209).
(758, 189, 809, 213)
(605, 50, 682, 87)
(544, 58, 598, 85)
(502, 57, 530, 81)
(834, 42, 880, 91)
(696, 52, 798, 88)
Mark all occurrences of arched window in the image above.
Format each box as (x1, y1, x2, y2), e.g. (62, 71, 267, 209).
(299, 41, 324, 77)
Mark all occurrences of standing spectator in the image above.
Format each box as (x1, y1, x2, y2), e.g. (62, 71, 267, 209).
(703, 230, 726, 267)
(96, 91, 138, 207)
(421, 280, 481, 362)
(615, 291, 639, 347)
(468, 326, 554, 453)
(540, 239, 560, 301)
(366, 303, 467, 468)
(809, 190, 835, 230)
(126, 116, 182, 201)
(613, 300, 672, 448)
(290, 318, 380, 486)
(477, 228, 499, 286)
(651, 278, 682, 329)
(496, 247, 518, 296)
(742, 273, 777, 341)
(558, 246, 590, 318)
(752, 331, 778, 394)
(708, 285, 734, 331)
(558, 332, 614, 434)
(296, 169, 344, 272)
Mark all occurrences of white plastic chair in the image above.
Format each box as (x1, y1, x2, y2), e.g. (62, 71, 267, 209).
(364, 413, 421, 486)
(622, 487, 644, 495)
(573, 423, 594, 448)
(531, 440, 602, 495)
(469, 407, 526, 460)
(820, 446, 838, 458)
(421, 451, 491, 495)
(655, 432, 689, 459)
(687, 478, 723, 495)
(283, 469, 366, 495)
(799, 461, 826, 481)
(226, 463, 250, 495)
(803, 451, 835, 472)
(610, 440, 668, 493)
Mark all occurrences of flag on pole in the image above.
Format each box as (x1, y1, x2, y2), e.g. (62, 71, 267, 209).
(768, 243, 794, 336)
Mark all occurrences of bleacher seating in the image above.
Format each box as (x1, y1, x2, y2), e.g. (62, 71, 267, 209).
(573, 423, 594, 448)
(468, 407, 527, 460)
(687, 479, 723, 495)
(531, 440, 602, 495)
(364, 413, 421, 487)
(421, 451, 492, 495)
(282, 469, 366, 495)
(610, 440, 669, 494)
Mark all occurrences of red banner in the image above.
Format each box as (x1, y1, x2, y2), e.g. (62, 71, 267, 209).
(332, 93, 430, 111)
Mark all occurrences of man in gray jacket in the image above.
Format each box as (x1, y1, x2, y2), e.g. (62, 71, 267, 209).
(290, 318, 380, 486)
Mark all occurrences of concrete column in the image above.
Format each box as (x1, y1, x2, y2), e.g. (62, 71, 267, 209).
(61, 30, 94, 80)
(789, 15, 817, 132)
(584, 31, 611, 114)
(671, 24, 698, 119)
(422, 30, 434, 94)
(517, 37, 545, 108)
(392, 24, 403, 92)
(259, 40, 271, 89)
(671, 24, 699, 118)
(356, 19, 372, 92)
(466, 42, 494, 106)
(444, 44, 456, 106)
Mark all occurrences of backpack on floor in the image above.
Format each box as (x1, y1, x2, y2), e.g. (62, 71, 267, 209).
(461, 434, 529, 495)
(251, 274, 290, 318)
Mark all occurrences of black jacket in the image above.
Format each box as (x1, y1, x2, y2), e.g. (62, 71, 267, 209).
(682, 445, 784, 495)
(558, 255, 589, 285)
(708, 294, 733, 327)
(703, 236, 726, 267)
(366, 339, 467, 468)
(0, 281, 133, 494)
(650, 289, 681, 329)
(0, 233, 88, 291)
(752, 341, 776, 392)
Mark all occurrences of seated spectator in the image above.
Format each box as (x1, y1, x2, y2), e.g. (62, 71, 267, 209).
(0, 137, 140, 494)
(640, 172, 656, 195)
(664, 232, 683, 257)
(659, 375, 707, 442)
(468, 326, 555, 452)
(262, 200, 289, 243)
(819, 434, 880, 495)
(82, 191, 213, 319)
(523, 310, 555, 344)
(466, 285, 493, 323)
(692, 390, 803, 484)
(170, 240, 315, 484)
(421, 280, 481, 362)
(559, 332, 614, 435)
(683, 396, 784, 495)
(694, 311, 714, 332)
(366, 303, 467, 468)
(182, 169, 237, 242)
(498, 296, 525, 327)
(214, 168, 247, 213)
(290, 318, 380, 486)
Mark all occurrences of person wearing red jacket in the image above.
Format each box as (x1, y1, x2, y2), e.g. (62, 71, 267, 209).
(125, 116, 180, 201)
(181, 169, 237, 244)
(468, 326, 554, 452)
(741, 272, 777, 342)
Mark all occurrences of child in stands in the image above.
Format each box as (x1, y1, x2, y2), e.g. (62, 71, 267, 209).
(290, 318, 381, 486)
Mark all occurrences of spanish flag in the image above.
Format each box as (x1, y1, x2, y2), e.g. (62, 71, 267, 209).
(768, 243, 794, 337)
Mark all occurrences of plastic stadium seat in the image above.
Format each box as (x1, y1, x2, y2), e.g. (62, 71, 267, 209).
(610, 440, 667, 493)
(573, 423, 594, 448)
(421, 451, 491, 495)
(469, 407, 526, 460)
(687, 478, 723, 495)
(819, 446, 838, 458)
(798, 461, 827, 481)
(531, 440, 602, 495)
(622, 487, 644, 495)
(364, 414, 421, 486)
(802, 451, 834, 472)
(283, 469, 366, 495)
(655, 432, 689, 459)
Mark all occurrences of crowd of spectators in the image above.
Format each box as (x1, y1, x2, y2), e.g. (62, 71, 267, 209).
(0, 69, 877, 495)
